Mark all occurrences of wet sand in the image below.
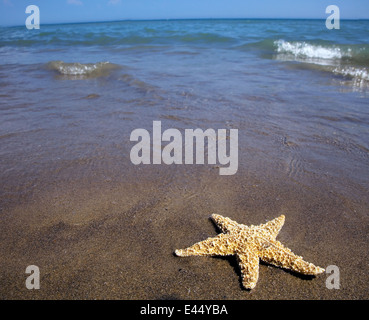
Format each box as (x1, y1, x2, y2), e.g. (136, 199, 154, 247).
(1, 149, 368, 300)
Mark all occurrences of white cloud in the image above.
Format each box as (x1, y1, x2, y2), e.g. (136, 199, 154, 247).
(67, 0, 83, 6)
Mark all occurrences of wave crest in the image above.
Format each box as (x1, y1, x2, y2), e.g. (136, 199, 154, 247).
(274, 40, 348, 61)
(47, 61, 120, 78)
(273, 40, 369, 90)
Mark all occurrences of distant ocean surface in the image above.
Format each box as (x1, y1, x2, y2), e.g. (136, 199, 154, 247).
(0, 19, 368, 202)
(2, 19, 369, 83)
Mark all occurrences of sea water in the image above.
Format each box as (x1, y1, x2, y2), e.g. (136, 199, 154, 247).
(1, 18, 368, 205)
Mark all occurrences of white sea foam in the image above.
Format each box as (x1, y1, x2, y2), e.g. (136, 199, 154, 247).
(47, 61, 119, 77)
(333, 66, 369, 81)
(274, 40, 369, 89)
(274, 40, 348, 61)
(332, 66, 369, 90)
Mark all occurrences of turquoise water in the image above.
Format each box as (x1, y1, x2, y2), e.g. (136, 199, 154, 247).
(1, 19, 369, 72)
(0, 19, 368, 199)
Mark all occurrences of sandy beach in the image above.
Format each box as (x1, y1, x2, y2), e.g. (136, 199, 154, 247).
(1, 18, 369, 300)
(1, 149, 368, 299)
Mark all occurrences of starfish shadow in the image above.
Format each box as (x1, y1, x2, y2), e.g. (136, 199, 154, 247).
(212, 257, 316, 291)
(212, 255, 248, 290)
(260, 260, 317, 281)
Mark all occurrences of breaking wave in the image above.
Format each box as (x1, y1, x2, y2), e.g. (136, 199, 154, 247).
(46, 61, 121, 78)
(332, 66, 369, 80)
(274, 40, 350, 62)
(273, 40, 369, 88)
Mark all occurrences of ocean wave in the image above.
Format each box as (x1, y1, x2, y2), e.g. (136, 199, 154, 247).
(333, 66, 369, 81)
(332, 66, 369, 89)
(46, 61, 121, 78)
(273, 40, 369, 66)
(272, 40, 369, 89)
(274, 39, 348, 61)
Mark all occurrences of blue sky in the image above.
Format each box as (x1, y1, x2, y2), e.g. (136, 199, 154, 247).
(1, 0, 369, 26)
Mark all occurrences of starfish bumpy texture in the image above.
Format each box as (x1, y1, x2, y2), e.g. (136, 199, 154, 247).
(175, 214, 324, 289)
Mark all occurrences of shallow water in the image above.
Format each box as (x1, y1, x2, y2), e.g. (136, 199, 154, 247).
(0, 19, 368, 299)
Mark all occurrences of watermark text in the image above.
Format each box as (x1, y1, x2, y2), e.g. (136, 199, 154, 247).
(130, 121, 238, 175)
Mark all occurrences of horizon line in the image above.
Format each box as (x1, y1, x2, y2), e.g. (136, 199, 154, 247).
(2, 16, 369, 28)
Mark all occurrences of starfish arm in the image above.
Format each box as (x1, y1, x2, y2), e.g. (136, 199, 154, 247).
(237, 251, 260, 289)
(175, 233, 235, 257)
(260, 240, 325, 275)
(259, 215, 285, 240)
(210, 214, 239, 233)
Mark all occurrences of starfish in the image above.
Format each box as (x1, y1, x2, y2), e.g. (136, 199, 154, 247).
(175, 214, 324, 289)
